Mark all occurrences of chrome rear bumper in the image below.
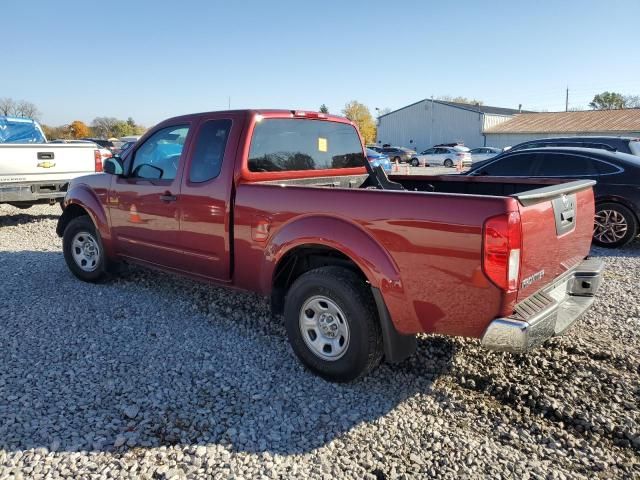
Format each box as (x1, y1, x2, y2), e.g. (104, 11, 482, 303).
(481, 258, 604, 352)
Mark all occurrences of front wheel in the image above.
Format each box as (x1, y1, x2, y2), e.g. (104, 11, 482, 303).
(284, 266, 383, 382)
(411, 158, 419, 167)
(593, 202, 638, 248)
(63, 216, 109, 282)
(443, 159, 453, 168)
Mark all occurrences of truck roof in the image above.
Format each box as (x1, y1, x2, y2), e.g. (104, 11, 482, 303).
(158, 109, 353, 125)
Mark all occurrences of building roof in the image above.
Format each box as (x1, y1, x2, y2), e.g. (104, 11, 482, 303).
(378, 99, 524, 119)
(484, 108, 640, 134)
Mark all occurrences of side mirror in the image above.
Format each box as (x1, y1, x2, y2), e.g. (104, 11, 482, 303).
(104, 157, 124, 175)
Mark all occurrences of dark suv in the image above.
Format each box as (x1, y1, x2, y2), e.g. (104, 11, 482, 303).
(379, 146, 418, 165)
(467, 147, 640, 248)
(509, 136, 640, 156)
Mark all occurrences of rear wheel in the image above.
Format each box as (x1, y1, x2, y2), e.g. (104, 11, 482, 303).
(284, 266, 383, 382)
(393, 156, 401, 163)
(444, 159, 453, 168)
(63, 216, 109, 282)
(593, 202, 638, 248)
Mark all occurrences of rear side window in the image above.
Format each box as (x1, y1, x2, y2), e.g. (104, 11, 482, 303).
(188, 119, 231, 182)
(630, 140, 640, 156)
(482, 153, 537, 176)
(535, 154, 598, 176)
(248, 119, 365, 172)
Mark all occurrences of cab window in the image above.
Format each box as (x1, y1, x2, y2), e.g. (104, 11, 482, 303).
(188, 119, 231, 183)
(130, 125, 189, 180)
(248, 119, 365, 172)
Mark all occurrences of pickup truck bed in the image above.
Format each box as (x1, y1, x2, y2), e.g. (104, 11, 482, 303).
(56, 109, 603, 382)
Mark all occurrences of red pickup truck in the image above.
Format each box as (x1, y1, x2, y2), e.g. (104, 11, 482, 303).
(57, 109, 603, 382)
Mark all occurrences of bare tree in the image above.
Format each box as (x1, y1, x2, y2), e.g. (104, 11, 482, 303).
(0, 98, 41, 119)
(0, 97, 17, 116)
(91, 117, 120, 138)
(14, 100, 41, 120)
(624, 95, 640, 108)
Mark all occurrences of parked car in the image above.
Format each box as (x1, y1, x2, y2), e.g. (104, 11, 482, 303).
(417, 146, 472, 167)
(0, 116, 103, 209)
(469, 147, 502, 162)
(509, 136, 640, 156)
(57, 109, 602, 382)
(379, 146, 418, 165)
(366, 148, 392, 173)
(466, 147, 640, 247)
(83, 138, 116, 151)
(116, 141, 136, 156)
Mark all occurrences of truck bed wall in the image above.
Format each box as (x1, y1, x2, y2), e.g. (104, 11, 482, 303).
(233, 181, 516, 338)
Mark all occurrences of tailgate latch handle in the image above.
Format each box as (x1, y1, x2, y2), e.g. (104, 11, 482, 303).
(37, 152, 54, 160)
(560, 209, 575, 223)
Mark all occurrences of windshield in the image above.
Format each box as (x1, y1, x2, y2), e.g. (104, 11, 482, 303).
(0, 116, 46, 143)
(453, 146, 470, 152)
(629, 140, 640, 157)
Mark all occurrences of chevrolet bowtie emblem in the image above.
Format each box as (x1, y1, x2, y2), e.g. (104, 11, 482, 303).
(37, 161, 56, 168)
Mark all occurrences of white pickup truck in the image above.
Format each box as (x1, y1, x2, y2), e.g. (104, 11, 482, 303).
(0, 116, 102, 209)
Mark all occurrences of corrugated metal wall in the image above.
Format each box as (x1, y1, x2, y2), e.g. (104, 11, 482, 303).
(376, 101, 501, 152)
(484, 131, 640, 149)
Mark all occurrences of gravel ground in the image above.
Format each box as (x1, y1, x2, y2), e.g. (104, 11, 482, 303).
(0, 204, 638, 479)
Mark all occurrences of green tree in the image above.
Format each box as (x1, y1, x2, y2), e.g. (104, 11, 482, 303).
(319, 104, 329, 113)
(342, 100, 376, 144)
(589, 91, 625, 110)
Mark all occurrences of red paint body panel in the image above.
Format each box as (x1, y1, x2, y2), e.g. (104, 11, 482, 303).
(61, 109, 596, 341)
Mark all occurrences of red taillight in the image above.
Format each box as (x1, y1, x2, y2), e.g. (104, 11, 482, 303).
(94, 149, 103, 172)
(292, 110, 327, 119)
(482, 212, 522, 291)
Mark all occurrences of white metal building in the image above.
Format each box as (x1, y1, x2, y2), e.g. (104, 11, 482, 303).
(483, 109, 640, 148)
(376, 99, 522, 152)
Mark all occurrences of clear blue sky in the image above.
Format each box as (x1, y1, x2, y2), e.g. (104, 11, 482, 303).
(2, 0, 639, 127)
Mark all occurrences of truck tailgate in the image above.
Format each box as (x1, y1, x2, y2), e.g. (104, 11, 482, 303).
(0, 144, 97, 183)
(514, 180, 596, 303)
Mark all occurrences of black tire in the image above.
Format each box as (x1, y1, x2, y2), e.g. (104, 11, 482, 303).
(593, 202, 638, 248)
(393, 156, 401, 163)
(62, 216, 109, 282)
(443, 159, 453, 168)
(284, 266, 383, 382)
(411, 158, 419, 167)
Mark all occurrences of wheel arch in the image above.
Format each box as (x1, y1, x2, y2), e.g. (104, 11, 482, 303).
(57, 186, 114, 258)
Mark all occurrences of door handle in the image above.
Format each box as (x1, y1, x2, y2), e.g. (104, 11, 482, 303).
(160, 192, 177, 202)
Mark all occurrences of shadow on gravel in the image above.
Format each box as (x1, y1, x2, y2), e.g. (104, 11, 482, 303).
(0, 251, 456, 456)
(0, 211, 59, 227)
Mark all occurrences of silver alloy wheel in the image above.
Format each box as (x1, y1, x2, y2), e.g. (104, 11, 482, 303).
(299, 295, 350, 361)
(594, 209, 628, 244)
(71, 231, 100, 272)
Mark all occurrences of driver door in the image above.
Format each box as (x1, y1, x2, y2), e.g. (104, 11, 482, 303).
(109, 124, 191, 268)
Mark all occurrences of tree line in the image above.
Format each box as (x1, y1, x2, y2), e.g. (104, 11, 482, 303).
(1, 97, 147, 140)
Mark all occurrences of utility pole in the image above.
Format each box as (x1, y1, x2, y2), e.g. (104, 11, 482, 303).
(565, 87, 569, 112)
(228, 96, 231, 110)
(430, 95, 434, 146)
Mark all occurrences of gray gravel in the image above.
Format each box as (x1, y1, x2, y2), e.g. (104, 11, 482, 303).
(0, 203, 638, 479)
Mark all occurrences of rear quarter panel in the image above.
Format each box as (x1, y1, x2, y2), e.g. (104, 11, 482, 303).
(233, 184, 514, 338)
